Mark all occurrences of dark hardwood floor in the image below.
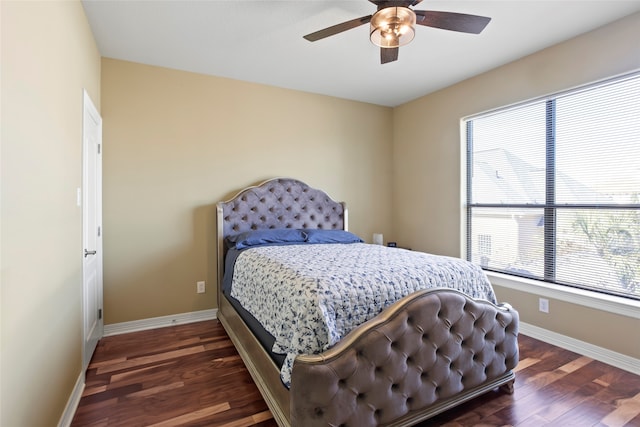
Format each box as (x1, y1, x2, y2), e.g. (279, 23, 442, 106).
(71, 320, 640, 427)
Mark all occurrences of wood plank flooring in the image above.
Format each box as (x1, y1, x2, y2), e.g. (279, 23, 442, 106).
(71, 320, 640, 427)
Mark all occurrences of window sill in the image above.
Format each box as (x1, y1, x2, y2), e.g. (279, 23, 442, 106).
(486, 271, 640, 319)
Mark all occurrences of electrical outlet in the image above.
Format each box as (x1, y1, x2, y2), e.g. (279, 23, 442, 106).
(539, 297, 549, 313)
(196, 281, 205, 294)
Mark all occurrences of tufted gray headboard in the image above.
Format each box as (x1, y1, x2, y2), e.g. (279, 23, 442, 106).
(216, 178, 348, 296)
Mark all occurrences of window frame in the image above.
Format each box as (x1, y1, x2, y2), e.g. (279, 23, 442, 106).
(463, 71, 640, 303)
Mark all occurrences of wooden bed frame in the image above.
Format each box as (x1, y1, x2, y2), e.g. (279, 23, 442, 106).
(216, 178, 519, 427)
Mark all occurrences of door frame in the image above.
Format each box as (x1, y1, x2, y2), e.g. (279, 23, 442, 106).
(82, 89, 103, 372)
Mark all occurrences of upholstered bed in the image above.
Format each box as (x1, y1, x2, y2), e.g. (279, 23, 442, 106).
(216, 178, 519, 427)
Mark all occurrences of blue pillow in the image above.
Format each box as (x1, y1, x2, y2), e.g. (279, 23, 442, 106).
(304, 229, 363, 244)
(228, 229, 307, 250)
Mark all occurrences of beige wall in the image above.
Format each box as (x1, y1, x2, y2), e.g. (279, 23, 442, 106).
(101, 58, 393, 324)
(393, 12, 640, 359)
(1, 1, 101, 425)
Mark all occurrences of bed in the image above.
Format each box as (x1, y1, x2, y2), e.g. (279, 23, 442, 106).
(216, 177, 519, 427)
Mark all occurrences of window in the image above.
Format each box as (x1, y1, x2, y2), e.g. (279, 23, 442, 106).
(465, 72, 640, 300)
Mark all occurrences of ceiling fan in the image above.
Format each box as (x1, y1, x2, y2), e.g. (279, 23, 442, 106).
(303, 0, 491, 64)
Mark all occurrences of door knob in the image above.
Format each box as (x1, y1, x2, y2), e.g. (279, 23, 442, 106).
(84, 249, 97, 257)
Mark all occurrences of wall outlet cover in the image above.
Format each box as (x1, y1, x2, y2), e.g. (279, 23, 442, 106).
(197, 281, 205, 293)
(539, 298, 549, 313)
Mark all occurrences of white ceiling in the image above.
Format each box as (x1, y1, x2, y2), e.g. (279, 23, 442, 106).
(82, 1, 640, 107)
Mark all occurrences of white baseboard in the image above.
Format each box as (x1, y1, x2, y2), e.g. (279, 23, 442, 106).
(58, 371, 85, 427)
(103, 308, 218, 336)
(520, 321, 640, 375)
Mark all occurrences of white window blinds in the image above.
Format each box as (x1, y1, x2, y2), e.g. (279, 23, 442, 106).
(465, 72, 640, 300)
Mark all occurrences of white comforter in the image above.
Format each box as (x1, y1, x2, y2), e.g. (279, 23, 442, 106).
(230, 243, 496, 387)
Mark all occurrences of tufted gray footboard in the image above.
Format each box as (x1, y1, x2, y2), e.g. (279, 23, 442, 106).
(290, 288, 519, 427)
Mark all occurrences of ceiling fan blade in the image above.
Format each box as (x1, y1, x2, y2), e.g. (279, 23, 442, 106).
(381, 47, 399, 64)
(369, 0, 416, 7)
(303, 15, 372, 41)
(414, 10, 491, 34)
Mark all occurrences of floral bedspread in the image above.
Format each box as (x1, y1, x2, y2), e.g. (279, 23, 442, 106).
(230, 243, 496, 387)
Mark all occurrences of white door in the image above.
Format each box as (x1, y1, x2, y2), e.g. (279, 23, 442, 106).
(82, 90, 103, 372)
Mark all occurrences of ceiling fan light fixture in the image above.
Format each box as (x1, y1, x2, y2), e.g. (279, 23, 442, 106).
(370, 7, 416, 48)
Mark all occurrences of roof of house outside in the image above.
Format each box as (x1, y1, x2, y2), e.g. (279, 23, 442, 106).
(472, 148, 611, 205)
